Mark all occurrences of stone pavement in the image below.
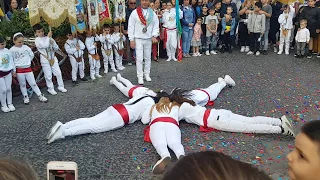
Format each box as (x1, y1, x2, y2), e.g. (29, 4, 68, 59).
(1, 51, 320, 180)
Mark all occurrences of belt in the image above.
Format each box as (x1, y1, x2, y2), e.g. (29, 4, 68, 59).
(144, 117, 179, 143)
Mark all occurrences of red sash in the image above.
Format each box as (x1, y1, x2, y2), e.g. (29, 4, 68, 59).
(128, 86, 143, 99)
(196, 89, 215, 106)
(163, 28, 177, 49)
(137, 7, 147, 26)
(16, 67, 32, 74)
(112, 104, 130, 125)
(199, 109, 218, 132)
(144, 117, 179, 143)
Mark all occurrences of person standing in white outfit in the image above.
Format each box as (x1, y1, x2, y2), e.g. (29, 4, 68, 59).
(0, 37, 15, 113)
(112, 23, 126, 71)
(100, 24, 117, 73)
(10, 33, 48, 104)
(33, 24, 67, 95)
(85, 30, 102, 80)
(128, 0, 160, 85)
(64, 31, 88, 85)
(277, 4, 295, 55)
(162, 1, 183, 62)
(295, 19, 310, 58)
(178, 102, 296, 137)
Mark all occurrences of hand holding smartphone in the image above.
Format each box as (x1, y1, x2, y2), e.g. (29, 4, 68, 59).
(47, 161, 78, 180)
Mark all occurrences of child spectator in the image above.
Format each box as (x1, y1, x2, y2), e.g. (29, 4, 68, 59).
(277, 4, 295, 55)
(85, 30, 101, 80)
(205, 7, 218, 55)
(221, 6, 235, 53)
(112, 23, 126, 70)
(259, 0, 272, 55)
(238, 0, 254, 53)
(191, 17, 203, 56)
(100, 24, 117, 73)
(200, 4, 209, 54)
(295, 19, 310, 58)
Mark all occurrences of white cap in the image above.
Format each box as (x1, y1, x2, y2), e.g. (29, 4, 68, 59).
(13, 32, 24, 40)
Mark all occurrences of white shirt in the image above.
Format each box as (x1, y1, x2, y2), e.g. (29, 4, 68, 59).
(9, 45, 34, 68)
(99, 34, 114, 50)
(123, 95, 156, 123)
(85, 36, 99, 55)
(128, 8, 160, 41)
(295, 28, 310, 43)
(188, 90, 210, 107)
(178, 102, 206, 125)
(0, 48, 15, 72)
(142, 102, 179, 124)
(132, 87, 157, 97)
(64, 39, 85, 58)
(162, 8, 183, 29)
(111, 32, 126, 49)
(35, 36, 60, 60)
(278, 6, 295, 30)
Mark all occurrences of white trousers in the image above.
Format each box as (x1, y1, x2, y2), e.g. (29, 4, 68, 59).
(203, 81, 227, 101)
(166, 30, 177, 58)
(135, 38, 152, 78)
(0, 72, 12, 107)
(279, 29, 291, 54)
(150, 122, 185, 159)
(209, 109, 282, 134)
(40, 56, 65, 90)
(69, 56, 85, 81)
(63, 106, 124, 137)
(88, 55, 101, 76)
(114, 49, 124, 69)
(17, 72, 42, 97)
(102, 50, 116, 73)
(112, 75, 134, 98)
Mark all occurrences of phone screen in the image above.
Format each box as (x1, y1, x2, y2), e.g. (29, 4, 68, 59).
(49, 170, 75, 180)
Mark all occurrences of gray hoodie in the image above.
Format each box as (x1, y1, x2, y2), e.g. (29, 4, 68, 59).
(247, 13, 266, 33)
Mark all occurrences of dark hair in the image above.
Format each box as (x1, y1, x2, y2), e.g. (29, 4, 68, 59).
(169, 88, 196, 106)
(103, 24, 111, 29)
(32, 24, 43, 32)
(209, 7, 215, 11)
(301, 121, 320, 149)
(0, 36, 5, 43)
(202, 4, 208, 8)
(255, 1, 262, 8)
(163, 151, 272, 180)
(66, 29, 72, 35)
(13, 34, 24, 41)
(113, 23, 120, 27)
(0, 159, 39, 180)
(127, 91, 170, 105)
(283, 4, 289, 9)
(213, 0, 221, 7)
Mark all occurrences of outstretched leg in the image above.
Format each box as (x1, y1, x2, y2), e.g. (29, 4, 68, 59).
(116, 74, 134, 88)
(110, 77, 131, 98)
(166, 124, 185, 159)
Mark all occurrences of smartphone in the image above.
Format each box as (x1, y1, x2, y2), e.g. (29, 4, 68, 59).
(47, 161, 78, 180)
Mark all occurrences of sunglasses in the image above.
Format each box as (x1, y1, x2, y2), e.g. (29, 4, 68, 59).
(129, 2, 136, 4)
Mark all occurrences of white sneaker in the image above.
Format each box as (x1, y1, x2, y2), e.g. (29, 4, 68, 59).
(172, 56, 178, 61)
(152, 156, 171, 174)
(218, 77, 224, 83)
(47, 121, 62, 139)
(145, 75, 152, 82)
(47, 89, 57, 95)
(205, 51, 210, 56)
(112, 69, 118, 73)
(240, 46, 245, 52)
(210, 50, 217, 55)
(38, 94, 48, 102)
(245, 46, 250, 52)
(224, 75, 236, 87)
(192, 53, 197, 57)
(138, 77, 144, 85)
(281, 115, 296, 137)
(91, 75, 96, 80)
(197, 53, 202, 56)
(110, 76, 116, 85)
(58, 87, 67, 93)
(118, 66, 125, 70)
(95, 74, 102, 78)
(48, 125, 65, 144)
(256, 51, 260, 56)
(166, 57, 172, 61)
(277, 51, 282, 55)
(273, 46, 278, 53)
(285, 51, 289, 55)
(104, 70, 108, 74)
(1, 106, 10, 113)
(247, 51, 254, 55)
(116, 73, 122, 80)
(23, 96, 30, 104)
(7, 104, 15, 112)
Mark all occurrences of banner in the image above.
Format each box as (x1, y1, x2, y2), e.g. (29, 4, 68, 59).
(28, 0, 77, 27)
(0, 8, 4, 17)
(98, 0, 112, 25)
(87, 0, 100, 30)
(114, 0, 126, 23)
(71, 0, 87, 34)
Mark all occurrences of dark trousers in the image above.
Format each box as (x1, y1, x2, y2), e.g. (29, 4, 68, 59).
(222, 32, 232, 51)
(238, 22, 250, 46)
(269, 18, 280, 44)
(250, 32, 261, 53)
(296, 42, 307, 55)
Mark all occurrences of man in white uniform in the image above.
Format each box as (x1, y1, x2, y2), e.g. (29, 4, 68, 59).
(128, 0, 160, 85)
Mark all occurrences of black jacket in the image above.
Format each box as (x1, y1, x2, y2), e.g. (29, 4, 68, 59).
(124, 8, 135, 31)
(299, 6, 320, 29)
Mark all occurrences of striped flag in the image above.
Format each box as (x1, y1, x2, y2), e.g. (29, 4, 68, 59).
(175, 0, 183, 61)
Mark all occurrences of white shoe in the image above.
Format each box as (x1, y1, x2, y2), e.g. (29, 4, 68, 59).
(205, 51, 210, 56)
(145, 75, 151, 82)
(152, 156, 171, 174)
(192, 53, 197, 57)
(281, 115, 296, 137)
(116, 73, 122, 80)
(104, 71, 108, 74)
(245, 46, 250, 52)
(38, 94, 48, 102)
(273, 46, 278, 53)
(48, 125, 65, 144)
(58, 87, 67, 93)
(112, 69, 118, 73)
(91, 75, 96, 80)
(240, 46, 245, 52)
(247, 51, 254, 55)
(47, 89, 57, 95)
(218, 77, 224, 83)
(172, 56, 178, 61)
(166, 57, 172, 61)
(118, 66, 125, 70)
(197, 53, 202, 56)
(138, 77, 144, 85)
(256, 51, 260, 56)
(7, 104, 15, 111)
(1, 106, 10, 113)
(277, 51, 282, 55)
(23, 96, 30, 104)
(285, 51, 289, 55)
(95, 74, 102, 78)
(47, 121, 62, 139)
(210, 50, 217, 55)
(110, 76, 116, 85)
(224, 75, 236, 87)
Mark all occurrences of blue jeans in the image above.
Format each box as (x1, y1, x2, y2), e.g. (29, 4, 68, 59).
(182, 29, 193, 54)
(206, 35, 218, 51)
(261, 29, 269, 51)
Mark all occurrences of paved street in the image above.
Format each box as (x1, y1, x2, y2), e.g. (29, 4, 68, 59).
(1, 51, 320, 180)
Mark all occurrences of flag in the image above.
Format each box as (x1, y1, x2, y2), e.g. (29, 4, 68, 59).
(71, 0, 87, 34)
(175, 0, 183, 61)
(0, 8, 4, 17)
(87, 0, 100, 30)
(98, 0, 112, 25)
(114, 0, 126, 23)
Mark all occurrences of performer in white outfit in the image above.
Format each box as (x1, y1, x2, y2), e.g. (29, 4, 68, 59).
(178, 102, 296, 137)
(0, 37, 15, 112)
(277, 4, 294, 55)
(110, 73, 157, 98)
(10, 33, 48, 104)
(100, 24, 117, 73)
(128, 0, 160, 84)
(47, 93, 168, 144)
(162, 1, 183, 61)
(85, 30, 102, 80)
(112, 23, 126, 71)
(33, 24, 67, 95)
(64, 31, 88, 85)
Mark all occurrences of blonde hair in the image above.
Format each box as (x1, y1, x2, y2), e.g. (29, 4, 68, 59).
(243, 0, 254, 7)
(150, 97, 180, 116)
(0, 159, 38, 180)
(300, 19, 307, 25)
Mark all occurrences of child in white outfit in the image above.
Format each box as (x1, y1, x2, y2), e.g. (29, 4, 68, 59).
(100, 24, 117, 73)
(112, 23, 126, 71)
(295, 19, 310, 58)
(277, 4, 295, 55)
(85, 30, 102, 80)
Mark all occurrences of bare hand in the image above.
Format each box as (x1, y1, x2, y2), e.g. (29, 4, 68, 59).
(258, 10, 264, 15)
(94, 42, 97, 47)
(307, 41, 309, 44)
(152, 37, 158, 43)
(48, 31, 53, 38)
(316, 29, 320, 33)
(248, 31, 250, 34)
(130, 41, 136, 49)
(188, 23, 194, 27)
(123, 30, 128, 35)
(12, 72, 17, 78)
(76, 46, 80, 50)
(120, 33, 123, 37)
